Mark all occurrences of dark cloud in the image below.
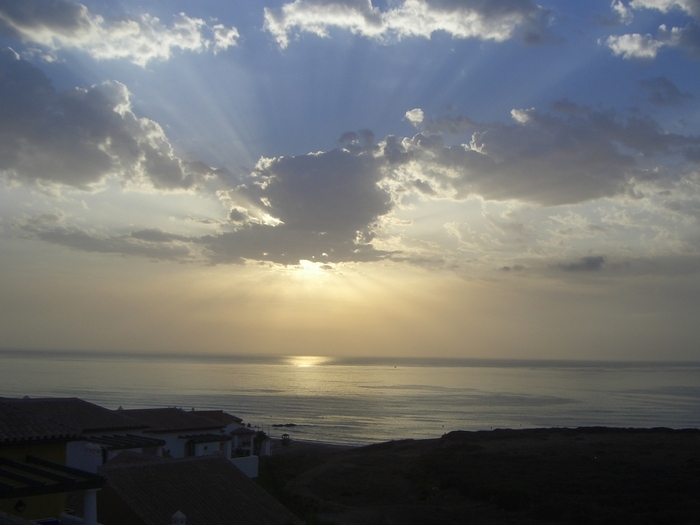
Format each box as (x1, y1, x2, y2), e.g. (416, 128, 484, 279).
(197, 225, 391, 266)
(202, 145, 395, 265)
(671, 21, 700, 60)
(227, 208, 248, 223)
(238, 149, 391, 236)
(130, 229, 188, 243)
(558, 256, 605, 272)
(640, 76, 693, 106)
(338, 129, 377, 153)
(0, 49, 201, 190)
(399, 103, 700, 205)
(0, 0, 89, 39)
(413, 179, 436, 195)
(18, 218, 192, 261)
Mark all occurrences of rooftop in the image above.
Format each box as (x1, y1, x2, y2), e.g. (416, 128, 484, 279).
(99, 455, 302, 525)
(193, 410, 243, 425)
(0, 455, 105, 500)
(0, 402, 80, 445)
(117, 408, 224, 434)
(0, 398, 146, 434)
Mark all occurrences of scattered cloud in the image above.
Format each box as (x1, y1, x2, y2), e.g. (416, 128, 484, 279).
(609, 23, 700, 60)
(263, 0, 556, 49)
(405, 108, 424, 126)
(0, 0, 238, 66)
(604, 32, 665, 58)
(0, 50, 208, 191)
(603, 0, 700, 60)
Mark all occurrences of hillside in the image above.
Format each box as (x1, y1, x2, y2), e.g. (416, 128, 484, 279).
(259, 427, 700, 525)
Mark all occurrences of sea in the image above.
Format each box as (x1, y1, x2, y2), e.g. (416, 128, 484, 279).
(2, 349, 700, 445)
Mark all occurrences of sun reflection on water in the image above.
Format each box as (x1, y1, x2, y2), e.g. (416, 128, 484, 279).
(287, 355, 331, 368)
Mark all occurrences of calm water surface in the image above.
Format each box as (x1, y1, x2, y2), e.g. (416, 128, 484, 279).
(2, 350, 700, 445)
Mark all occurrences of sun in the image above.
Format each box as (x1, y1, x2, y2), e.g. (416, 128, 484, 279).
(286, 259, 334, 284)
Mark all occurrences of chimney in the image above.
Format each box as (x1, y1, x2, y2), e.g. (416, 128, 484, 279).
(172, 511, 186, 525)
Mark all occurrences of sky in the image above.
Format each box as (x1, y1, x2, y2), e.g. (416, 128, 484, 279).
(1, 0, 699, 360)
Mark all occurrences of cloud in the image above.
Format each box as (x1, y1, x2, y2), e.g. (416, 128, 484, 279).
(17, 215, 193, 261)
(405, 108, 424, 126)
(596, 1, 634, 26)
(557, 255, 606, 272)
(603, 0, 700, 61)
(0, 49, 206, 191)
(604, 32, 665, 58)
(628, 0, 700, 19)
(0, 0, 238, 66)
(263, 0, 556, 49)
(386, 101, 700, 205)
(606, 22, 700, 59)
(640, 76, 693, 105)
(200, 145, 395, 265)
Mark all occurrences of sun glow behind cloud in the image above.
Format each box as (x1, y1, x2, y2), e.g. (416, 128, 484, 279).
(1, 0, 700, 360)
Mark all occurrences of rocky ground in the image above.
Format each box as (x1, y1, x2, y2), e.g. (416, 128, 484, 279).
(258, 427, 700, 525)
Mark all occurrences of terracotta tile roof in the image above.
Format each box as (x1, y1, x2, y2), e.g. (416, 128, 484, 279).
(194, 410, 243, 425)
(0, 398, 146, 434)
(0, 402, 80, 444)
(118, 408, 224, 433)
(99, 455, 303, 525)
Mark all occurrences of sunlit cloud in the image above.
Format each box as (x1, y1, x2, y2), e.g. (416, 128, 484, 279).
(0, 0, 239, 65)
(603, 0, 700, 59)
(628, 0, 700, 18)
(264, 0, 556, 49)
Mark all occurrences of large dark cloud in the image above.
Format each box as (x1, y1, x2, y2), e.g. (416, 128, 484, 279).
(0, 49, 202, 190)
(239, 149, 389, 235)
(204, 146, 395, 264)
(395, 102, 700, 205)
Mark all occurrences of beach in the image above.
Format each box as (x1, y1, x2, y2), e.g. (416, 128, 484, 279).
(260, 427, 700, 524)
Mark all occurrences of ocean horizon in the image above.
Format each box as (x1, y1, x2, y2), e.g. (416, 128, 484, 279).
(2, 348, 700, 445)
